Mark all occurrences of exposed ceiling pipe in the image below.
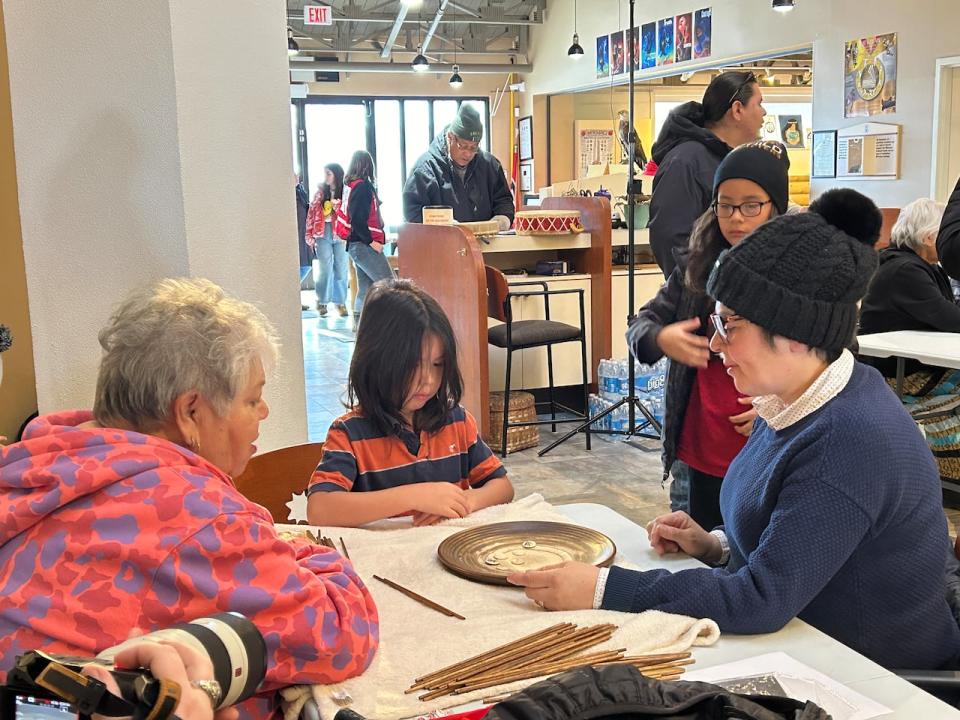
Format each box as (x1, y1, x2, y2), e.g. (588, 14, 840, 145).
(288, 12, 540, 26)
(291, 60, 531, 74)
(379, 4, 410, 58)
(421, 0, 450, 55)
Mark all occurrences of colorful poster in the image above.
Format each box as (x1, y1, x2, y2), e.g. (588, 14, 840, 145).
(778, 115, 805, 148)
(694, 8, 712, 59)
(630, 27, 640, 71)
(657, 17, 674, 66)
(610, 31, 625, 75)
(675, 13, 693, 62)
(596, 35, 610, 78)
(844, 32, 897, 117)
(578, 128, 616, 179)
(641, 22, 657, 69)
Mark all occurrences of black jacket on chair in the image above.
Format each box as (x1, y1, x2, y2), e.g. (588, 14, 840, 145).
(938, 176, 960, 281)
(858, 245, 960, 377)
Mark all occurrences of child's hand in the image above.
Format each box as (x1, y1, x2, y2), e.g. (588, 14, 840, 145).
(409, 482, 470, 519)
(411, 512, 446, 527)
(656, 317, 710, 368)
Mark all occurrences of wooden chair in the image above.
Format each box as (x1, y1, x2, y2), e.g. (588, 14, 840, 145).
(233, 442, 325, 524)
(485, 265, 590, 457)
(876, 207, 901, 250)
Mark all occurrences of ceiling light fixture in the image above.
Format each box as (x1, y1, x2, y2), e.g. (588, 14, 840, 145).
(400, 0, 422, 6)
(287, 28, 300, 56)
(412, 45, 430, 71)
(772, 0, 796, 12)
(449, 64, 464, 88)
(568, 0, 584, 59)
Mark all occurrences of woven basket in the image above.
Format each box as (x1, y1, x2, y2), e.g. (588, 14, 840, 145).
(487, 391, 539, 454)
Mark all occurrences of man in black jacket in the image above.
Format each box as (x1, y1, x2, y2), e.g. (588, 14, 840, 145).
(649, 71, 766, 277)
(402, 104, 514, 229)
(937, 176, 960, 282)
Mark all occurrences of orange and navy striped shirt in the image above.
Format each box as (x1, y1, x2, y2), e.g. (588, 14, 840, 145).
(307, 405, 506, 494)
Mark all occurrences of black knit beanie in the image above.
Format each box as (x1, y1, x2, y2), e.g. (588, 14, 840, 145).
(706, 189, 880, 356)
(713, 140, 791, 214)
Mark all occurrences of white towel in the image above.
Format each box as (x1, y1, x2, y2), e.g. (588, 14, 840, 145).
(277, 495, 720, 720)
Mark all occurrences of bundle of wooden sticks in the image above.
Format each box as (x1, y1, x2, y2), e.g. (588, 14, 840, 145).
(304, 530, 350, 558)
(406, 622, 694, 701)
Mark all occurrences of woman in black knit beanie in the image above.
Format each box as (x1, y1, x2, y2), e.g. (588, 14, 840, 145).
(509, 190, 960, 674)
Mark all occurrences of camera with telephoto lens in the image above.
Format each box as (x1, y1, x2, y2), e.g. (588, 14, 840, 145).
(2, 612, 266, 720)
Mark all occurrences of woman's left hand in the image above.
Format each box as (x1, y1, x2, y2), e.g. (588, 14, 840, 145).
(729, 396, 757, 437)
(506, 562, 599, 611)
(371, 241, 384, 254)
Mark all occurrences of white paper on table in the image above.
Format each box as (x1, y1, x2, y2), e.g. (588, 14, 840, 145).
(683, 652, 891, 720)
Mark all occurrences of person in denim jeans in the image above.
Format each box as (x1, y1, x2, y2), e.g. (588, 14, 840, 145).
(306, 163, 350, 317)
(337, 150, 395, 319)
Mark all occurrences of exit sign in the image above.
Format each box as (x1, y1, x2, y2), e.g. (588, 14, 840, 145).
(303, 5, 332, 25)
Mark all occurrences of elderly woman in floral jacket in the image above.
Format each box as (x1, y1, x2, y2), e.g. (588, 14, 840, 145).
(0, 279, 379, 718)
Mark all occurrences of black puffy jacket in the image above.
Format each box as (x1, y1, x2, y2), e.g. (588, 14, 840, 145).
(402, 131, 514, 224)
(648, 102, 729, 277)
(626, 249, 712, 484)
(486, 664, 829, 720)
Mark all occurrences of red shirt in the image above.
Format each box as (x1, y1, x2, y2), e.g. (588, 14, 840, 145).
(676, 355, 748, 477)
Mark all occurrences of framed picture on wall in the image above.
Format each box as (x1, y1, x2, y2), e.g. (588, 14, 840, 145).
(519, 161, 533, 192)
(811, 130, 837, 178)
(518, 115, 533, 161)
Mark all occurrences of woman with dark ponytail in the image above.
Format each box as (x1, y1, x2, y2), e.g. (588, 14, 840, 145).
(649, 71, 766, 277)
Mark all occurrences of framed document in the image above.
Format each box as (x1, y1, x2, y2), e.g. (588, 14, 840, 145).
(811, 130, 837, 179)
(519, 161, 533, 192)
(518, 116, 533, 161)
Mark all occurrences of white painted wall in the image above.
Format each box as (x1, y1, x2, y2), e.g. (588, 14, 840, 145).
(3, 0, 308, 450)
(527, 0, 960, 207)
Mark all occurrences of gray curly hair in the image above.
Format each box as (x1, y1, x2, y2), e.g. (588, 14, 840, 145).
(93, 278, 279, 430)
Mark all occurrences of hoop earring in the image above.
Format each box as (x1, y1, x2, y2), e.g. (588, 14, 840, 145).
(190, 437, 201, 453)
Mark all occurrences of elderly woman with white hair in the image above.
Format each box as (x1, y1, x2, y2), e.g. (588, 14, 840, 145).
(860, 197, 960, 484)
(0, 278, 378, 718)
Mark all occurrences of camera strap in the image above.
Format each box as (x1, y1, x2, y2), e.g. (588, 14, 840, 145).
(13, 651, 181, 719)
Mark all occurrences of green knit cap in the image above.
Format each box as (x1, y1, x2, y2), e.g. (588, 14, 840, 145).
(448, 104, 483, 143)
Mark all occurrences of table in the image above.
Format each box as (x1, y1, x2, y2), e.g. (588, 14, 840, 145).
(857, 330, 960, 397)
(557, 502, 960, 719)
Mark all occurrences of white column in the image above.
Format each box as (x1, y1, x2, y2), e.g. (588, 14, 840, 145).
(3, 0, 308, 450)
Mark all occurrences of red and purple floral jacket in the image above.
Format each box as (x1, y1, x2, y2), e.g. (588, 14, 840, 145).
(0, 411, 379, 718)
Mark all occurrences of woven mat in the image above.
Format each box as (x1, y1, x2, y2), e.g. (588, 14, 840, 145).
(277, 494, 720, 720)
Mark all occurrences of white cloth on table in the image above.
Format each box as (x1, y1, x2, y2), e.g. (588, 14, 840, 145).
(277, 494, 720, 720)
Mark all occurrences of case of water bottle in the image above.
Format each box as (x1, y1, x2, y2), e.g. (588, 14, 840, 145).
(592, 356, 667, 440)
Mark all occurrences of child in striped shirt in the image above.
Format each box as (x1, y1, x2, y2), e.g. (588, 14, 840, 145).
(307, 279, 514, 527)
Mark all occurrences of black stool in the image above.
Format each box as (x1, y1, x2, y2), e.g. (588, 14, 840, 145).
(485, 266, 591, 457)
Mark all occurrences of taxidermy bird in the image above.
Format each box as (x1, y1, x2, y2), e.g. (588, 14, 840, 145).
(617, 110, 648, 171)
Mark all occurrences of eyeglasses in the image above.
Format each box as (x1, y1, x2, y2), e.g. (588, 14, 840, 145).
(450, 136, 480, 154)
(728, 72, 757, 107)
(712, 199, 772, 219)
(710, 313, 739, 343)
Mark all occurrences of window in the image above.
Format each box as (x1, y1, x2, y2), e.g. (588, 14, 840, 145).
(292, 96, 490, 231)
(303, 103, 367, 197)
(291, 105, 301, 177)
(374, 100, 404, 227)
(403, 100, 431, 178)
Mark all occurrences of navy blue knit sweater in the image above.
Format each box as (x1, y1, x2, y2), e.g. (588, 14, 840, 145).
(602, 362, 960, 670)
